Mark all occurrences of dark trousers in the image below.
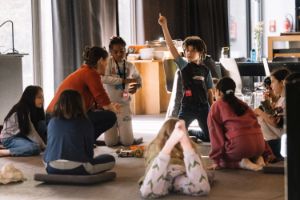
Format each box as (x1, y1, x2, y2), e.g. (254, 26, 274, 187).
(46, 154, 115, 175)
(178, 103, 210, 142)
(87, 110, 117, 141)
(267, 139, 282, 159)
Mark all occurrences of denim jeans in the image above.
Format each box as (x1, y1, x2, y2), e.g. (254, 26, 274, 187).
(1, 135, 41, 156)
(178, 103, 210, 142)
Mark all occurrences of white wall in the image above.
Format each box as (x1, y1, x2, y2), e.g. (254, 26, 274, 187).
(263, 0, 295, 57)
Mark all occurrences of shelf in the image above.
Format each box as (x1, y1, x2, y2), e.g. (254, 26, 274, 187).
(268, 35, 300, 60)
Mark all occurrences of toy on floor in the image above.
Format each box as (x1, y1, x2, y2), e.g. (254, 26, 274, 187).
(116, 145, 145, 158)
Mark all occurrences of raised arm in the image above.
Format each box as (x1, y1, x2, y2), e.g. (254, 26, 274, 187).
(158, 14, 180, 60)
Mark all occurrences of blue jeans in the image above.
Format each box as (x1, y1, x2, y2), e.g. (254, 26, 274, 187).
(178, 103, 210, 142)
(1, 135, 41, 156)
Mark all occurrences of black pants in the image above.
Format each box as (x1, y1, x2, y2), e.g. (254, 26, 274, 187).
(46, 154, 115, 175)
(267, 139, 282, 159)
(87, 110, 117, 141)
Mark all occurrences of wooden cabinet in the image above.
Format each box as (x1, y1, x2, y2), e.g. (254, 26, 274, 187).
(129, 60, 171, 115)
(268, 35, 300, 60)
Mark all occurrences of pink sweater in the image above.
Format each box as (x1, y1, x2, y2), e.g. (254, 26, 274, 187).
(208, 99, 264, 166)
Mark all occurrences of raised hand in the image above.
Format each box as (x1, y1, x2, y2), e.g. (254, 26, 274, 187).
(158, 13, 167, 26)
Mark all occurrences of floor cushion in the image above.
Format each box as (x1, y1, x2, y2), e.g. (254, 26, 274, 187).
(263, 161, 284, 174)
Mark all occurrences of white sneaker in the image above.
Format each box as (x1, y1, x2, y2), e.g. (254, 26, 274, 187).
(239, 158, 263, 171)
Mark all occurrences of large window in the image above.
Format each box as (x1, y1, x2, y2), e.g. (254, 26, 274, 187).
(118, 0, 134, 45)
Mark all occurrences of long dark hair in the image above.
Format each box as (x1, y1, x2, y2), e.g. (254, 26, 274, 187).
(82, 46, 108, 67)
(216, 77, 248, 116)
(53, 90, 86, 119)
(4, 85, 45, 136)
(271, 68, 291, 82)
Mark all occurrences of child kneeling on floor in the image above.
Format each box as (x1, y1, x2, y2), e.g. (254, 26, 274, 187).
(43, 90, 115, 175)
(207, 77, 266, 171)
(139, 119, 210, 198)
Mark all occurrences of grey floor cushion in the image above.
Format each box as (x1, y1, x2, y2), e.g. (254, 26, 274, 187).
(263, 161, 284, 174)
(34, 171, 116, 185)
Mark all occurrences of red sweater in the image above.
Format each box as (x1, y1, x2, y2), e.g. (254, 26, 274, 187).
(208, 99, 264, 165)
(47, 64, 110, 113)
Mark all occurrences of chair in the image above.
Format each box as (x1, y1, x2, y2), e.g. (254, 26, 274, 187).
(163, 59, 178, 92)
(262, 58, 271, 76)
(219, 58, 242, 94)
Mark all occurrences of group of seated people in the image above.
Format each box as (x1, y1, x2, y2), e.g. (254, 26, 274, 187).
(0, 13, 298, 198)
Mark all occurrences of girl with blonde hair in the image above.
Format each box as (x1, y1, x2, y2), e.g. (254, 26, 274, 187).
(139, 118, 210, 198)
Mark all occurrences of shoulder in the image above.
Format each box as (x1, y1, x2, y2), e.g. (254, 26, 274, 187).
(5, 112, 18, 122)
(210, 100, 225, 112)
(175, 57, 188, 69)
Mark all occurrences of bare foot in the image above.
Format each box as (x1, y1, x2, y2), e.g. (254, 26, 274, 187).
(0, 149, 11, 157)
(255, 156, 266, 167)
(239, 158, 262, 171)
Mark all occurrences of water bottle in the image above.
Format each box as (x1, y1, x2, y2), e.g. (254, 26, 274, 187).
(251, 49, 256, 62)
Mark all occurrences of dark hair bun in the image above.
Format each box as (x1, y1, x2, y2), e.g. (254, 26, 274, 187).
(83, 46, 108, 66)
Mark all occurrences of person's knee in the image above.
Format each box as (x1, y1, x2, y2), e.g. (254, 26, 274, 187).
(22, 143, 41, 156)
(30, 143, 41, 155)
(105, 110, 117, 122)
(105, 139, 119, 147)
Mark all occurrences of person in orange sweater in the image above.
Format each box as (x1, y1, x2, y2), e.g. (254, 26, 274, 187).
(47, 46, 117, 142)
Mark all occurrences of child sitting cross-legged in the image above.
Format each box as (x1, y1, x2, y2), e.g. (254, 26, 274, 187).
(44, 90, 115, 175)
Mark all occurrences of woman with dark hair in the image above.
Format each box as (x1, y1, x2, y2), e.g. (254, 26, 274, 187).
(46, 46, 117, 142)
(207, 77, 266, 171)
(102, 36, 142, 146)
(44, 90, 115, 175)
(0, 86, 46, 157)
(255, 68, 291, 160)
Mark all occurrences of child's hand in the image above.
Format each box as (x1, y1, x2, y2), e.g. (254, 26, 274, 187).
(111, 102, 121, 114)
(124, 78, 137, 84)
(128, 83, 139, 94)
(158, 13, 167, 26)
(174, 120, 186, 131)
